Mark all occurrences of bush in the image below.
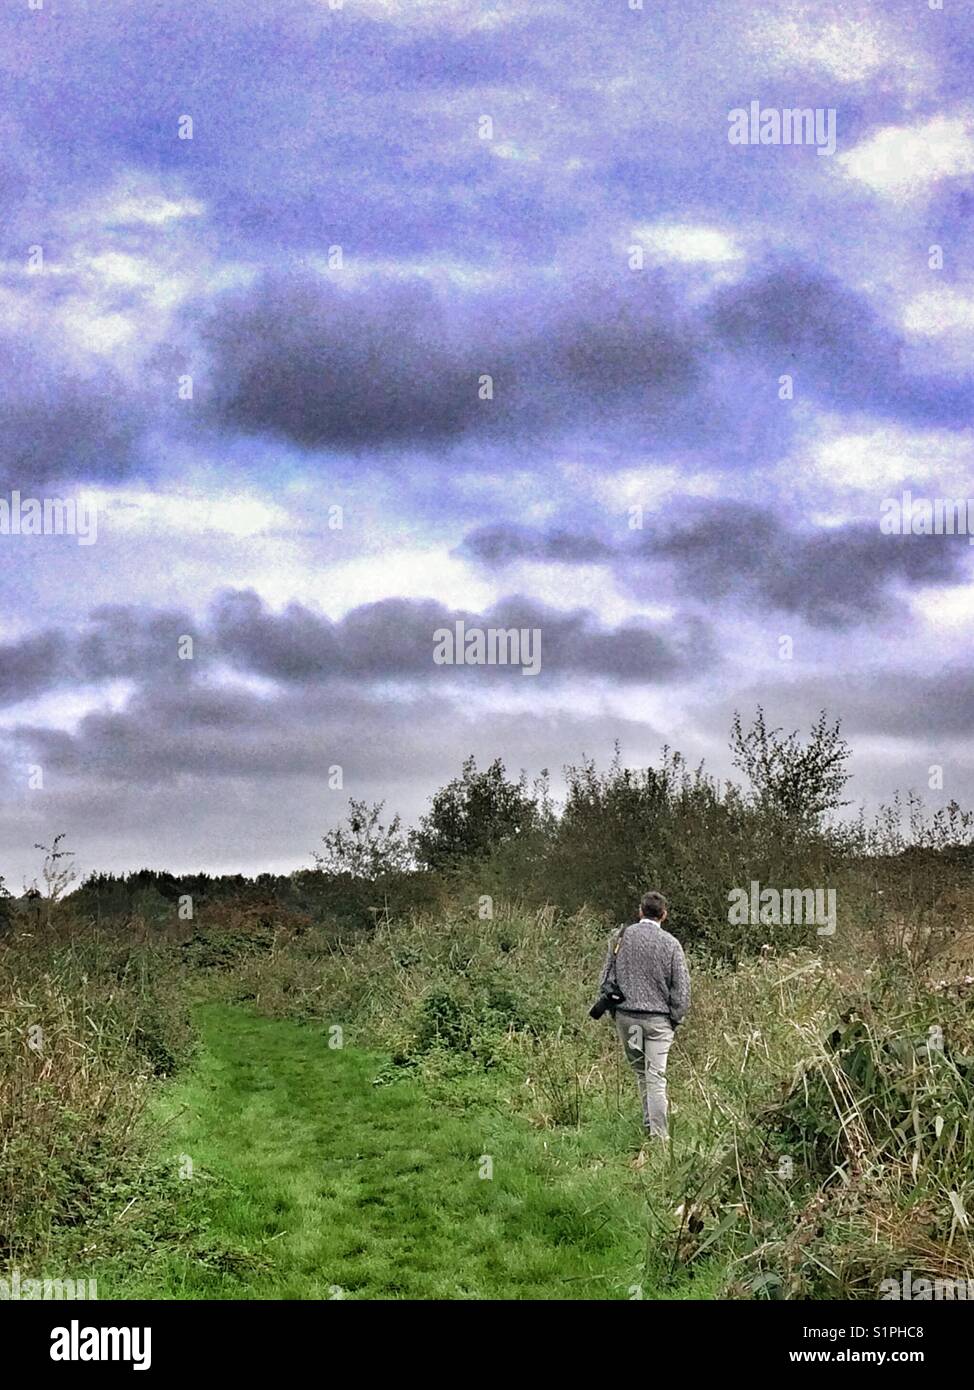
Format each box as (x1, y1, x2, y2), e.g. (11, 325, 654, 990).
(0, 929, 195, 1264)
(681, 972, 974, 1297)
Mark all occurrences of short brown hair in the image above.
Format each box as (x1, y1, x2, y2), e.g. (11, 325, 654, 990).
(640, 890, 667, 920)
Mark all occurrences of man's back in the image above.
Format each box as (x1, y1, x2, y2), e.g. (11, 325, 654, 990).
(605, 918, 690, 1024)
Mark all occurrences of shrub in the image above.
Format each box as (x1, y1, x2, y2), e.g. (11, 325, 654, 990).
(0, 930, 195, 1263)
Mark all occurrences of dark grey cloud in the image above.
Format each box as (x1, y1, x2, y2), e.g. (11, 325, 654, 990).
(0, 330, 146, 491)
(200, 268, 701, 456)
(16, 682, 319, 785)
(201, 275, 488, 451)
(0, 605, 194, 707)
(76, 605, 198, 681)
(0, 630, 70, 706)
(875, 666, 974, 739)
(211, 590, 447, 681)
(690, 663, 974, 746)
(457, 524, 617, 566)
(9, 653, 974, 890)
(214, 587, 713, 685)
(456, 502, 973, 629)
(0, 586, 713, 714)
(649, 500, 972, 628)
(710, 266, 974, 427)
(10, 642, 689, 792)
(6, 254, 970, 498)
(198, 259, 974, 470)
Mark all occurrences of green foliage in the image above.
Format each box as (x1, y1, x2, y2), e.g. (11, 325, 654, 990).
(730, 707, 852, 825)
(314, 799, 412, 877)
(28, 833, 79, 916)
(521, 732, 848, 958)
(0, 930, 196, 1264)
(404, 972, 539, 1067)
(692, 975, 974, 1298)
(179, 925, 276, 972)
(0, 875, 12, 936)
(412, 756, 541, 871)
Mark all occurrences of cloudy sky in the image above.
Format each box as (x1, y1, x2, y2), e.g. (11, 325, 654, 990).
(1, 0, 973, 887)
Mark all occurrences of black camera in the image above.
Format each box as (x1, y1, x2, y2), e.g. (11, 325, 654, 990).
(589, 986, 624, 1020)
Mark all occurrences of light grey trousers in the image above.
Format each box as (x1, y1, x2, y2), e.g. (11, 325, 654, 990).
(614, 1010, 675, 1138)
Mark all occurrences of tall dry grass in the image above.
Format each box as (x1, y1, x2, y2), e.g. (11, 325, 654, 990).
(0, 918, 193, 1263)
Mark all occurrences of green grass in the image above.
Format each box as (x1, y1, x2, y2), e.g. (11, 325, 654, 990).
(92, 1003, 723, 1300)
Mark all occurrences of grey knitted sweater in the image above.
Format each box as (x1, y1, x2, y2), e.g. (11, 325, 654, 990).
(599, 919, 691, 1025)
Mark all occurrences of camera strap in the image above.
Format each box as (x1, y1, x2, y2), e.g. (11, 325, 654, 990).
(609, 923, 629, 992)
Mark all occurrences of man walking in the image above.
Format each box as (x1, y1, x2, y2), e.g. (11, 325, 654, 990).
(597, 890, 690, 1146)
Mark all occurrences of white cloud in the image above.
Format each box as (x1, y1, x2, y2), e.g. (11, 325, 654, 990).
(902, 285, 974, 336)
(1, 178, 214, 366)
(911, 583, 974, 631)
(631, 221, 742, 265)
(810, 424, 974, 492)
(306, 547, 496, 619)
(0, 681, 135, 735)
(839, 115, 974, 198)
(583, 462, 721, 513)
(84, 488, 291, 539)
(349, 0, 548, 29)
(499, 563, 667, 626)
(109, 194, 205, 226)
(749, 9, 926, 89)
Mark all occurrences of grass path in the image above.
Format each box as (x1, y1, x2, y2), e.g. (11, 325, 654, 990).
(96, 1004, 721, 1300)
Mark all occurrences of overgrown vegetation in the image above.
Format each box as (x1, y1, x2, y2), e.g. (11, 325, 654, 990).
(2, 710, 972, 1298)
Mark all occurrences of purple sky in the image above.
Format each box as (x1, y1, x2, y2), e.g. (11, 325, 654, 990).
(1, 0, 973, 886)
